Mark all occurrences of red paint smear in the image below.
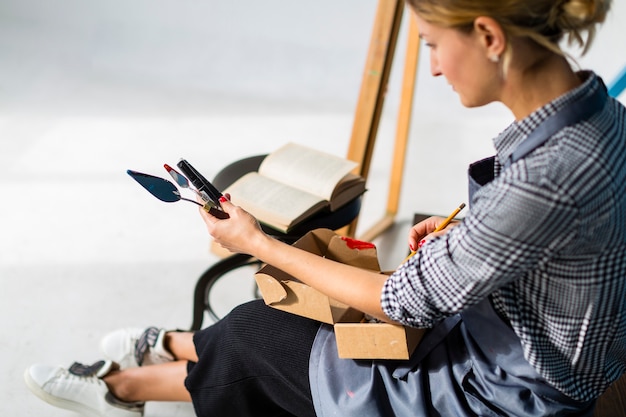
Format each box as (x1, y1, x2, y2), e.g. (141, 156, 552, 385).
(340, 236, 376, 250)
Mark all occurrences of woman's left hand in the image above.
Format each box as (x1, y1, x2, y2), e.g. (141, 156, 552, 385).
(408, 216, 461, 251)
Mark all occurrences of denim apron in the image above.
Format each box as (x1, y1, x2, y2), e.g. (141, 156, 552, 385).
(310, 83, 607, 416)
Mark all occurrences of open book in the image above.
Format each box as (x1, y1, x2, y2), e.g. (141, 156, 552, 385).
(224, 142, 366, 233)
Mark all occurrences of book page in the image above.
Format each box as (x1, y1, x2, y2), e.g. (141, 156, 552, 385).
(225, 172, 326, 230)
(258, 143, 358, 200)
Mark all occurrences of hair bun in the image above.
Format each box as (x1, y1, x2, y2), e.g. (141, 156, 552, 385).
(548, 0, 610, 52)
(555, 0, 609, 30)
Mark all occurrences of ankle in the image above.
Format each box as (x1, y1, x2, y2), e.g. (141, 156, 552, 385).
(104, 369, 143, 403)
(162, 332, 175, 360)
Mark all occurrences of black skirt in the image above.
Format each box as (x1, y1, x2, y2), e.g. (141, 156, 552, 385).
(185, 300, 321, 417)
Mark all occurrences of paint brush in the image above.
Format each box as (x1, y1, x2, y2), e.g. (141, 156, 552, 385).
(164, 164, 206, 202)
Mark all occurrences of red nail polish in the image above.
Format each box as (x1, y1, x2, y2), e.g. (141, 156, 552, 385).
(409, 244, 416, 252)
(418, 239, 426, 248)
(219, 196, 228, 203)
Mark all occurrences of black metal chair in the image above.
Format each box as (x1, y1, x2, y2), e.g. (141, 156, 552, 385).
(190, 155, 363, 330)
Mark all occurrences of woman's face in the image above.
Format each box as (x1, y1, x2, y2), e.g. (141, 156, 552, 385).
(414, 14, 500, 108)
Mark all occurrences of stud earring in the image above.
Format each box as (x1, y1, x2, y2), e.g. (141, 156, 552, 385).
(489, 54, 500, 63)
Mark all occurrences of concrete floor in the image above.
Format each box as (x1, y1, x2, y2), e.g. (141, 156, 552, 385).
(1, 1, 624, 416)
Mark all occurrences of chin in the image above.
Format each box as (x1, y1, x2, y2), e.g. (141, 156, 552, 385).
(459, 95, 490, 109)
(458, 97, 477, 108)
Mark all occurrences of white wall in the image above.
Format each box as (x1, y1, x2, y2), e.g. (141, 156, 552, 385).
(0, 0, 377, 113)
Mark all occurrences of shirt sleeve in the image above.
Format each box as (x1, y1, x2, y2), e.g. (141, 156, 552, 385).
(381, 163, 578, 328)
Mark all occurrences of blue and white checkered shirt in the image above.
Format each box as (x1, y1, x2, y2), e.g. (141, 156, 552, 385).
(382, 72, 626, 401)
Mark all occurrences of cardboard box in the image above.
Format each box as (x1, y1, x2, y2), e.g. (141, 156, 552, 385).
(254, 228, 377, 324)
(254, 228, 425, 360)
(334, 320, 424, 360)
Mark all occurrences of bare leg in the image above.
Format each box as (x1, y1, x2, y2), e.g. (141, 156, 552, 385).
(100, 331, 197, 403)
(104, 361, 192, 402)
(164, 331, 198, 362)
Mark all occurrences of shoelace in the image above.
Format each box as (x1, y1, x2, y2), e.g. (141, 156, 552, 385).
(69, 360, 108, 377)
(134, 327, 160, 366)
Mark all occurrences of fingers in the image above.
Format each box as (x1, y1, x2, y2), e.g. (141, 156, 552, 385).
(407, 216, 460, 250)
(198, 194, 263, 251)
(408, 216, 440, 248)
(198, 194, 233, 224)
(218, 193, 232, 208)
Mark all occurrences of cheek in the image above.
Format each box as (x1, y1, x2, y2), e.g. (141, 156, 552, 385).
(440, 53, 487, 105)
(437, 51, 462, 83)
(437, 39, 477, 82)
(440, 47, 481, 86)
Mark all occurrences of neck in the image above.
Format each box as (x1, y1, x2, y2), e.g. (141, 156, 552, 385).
(501, 46, 581, 121)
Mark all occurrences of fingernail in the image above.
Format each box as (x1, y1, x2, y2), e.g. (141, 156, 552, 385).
(409, 244, 416, 252)
(219, 196, 228, 203)
(418, 239, 426, 248)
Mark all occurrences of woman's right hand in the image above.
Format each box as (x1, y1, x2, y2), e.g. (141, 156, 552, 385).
(198, 195, 268, 256)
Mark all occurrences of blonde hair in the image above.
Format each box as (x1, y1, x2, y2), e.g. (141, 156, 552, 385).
(406, 0, 611, 70)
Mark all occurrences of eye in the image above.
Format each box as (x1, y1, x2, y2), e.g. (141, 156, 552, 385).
(421, 39, 435, 49)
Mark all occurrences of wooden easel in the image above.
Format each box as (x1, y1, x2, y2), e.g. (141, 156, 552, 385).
(343, 0, 421, 241)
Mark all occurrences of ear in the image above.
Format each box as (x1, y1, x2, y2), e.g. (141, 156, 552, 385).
(473, 16, 506, 60)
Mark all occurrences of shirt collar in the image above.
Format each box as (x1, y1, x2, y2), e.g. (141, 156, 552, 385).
(493, 71, 601, 166)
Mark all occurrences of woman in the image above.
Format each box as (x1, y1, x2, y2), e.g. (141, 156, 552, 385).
(25, 0, 625, 416)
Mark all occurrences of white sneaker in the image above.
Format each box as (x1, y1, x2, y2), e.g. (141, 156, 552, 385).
(101, 327, 174, 369)
(24, 360, 144, 417)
